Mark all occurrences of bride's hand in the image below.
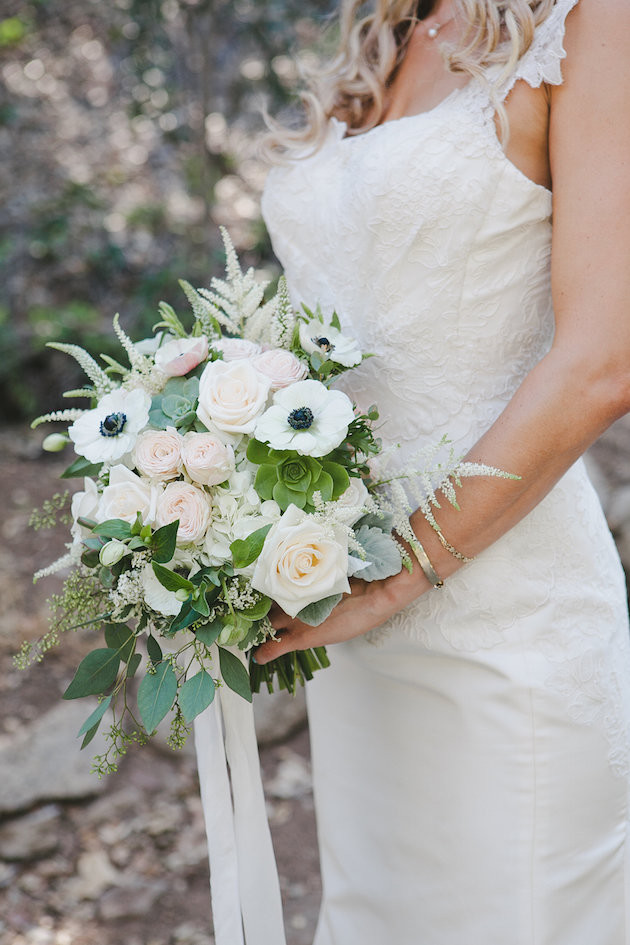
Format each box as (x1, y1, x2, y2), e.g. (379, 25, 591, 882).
(252, 567, 426, 663)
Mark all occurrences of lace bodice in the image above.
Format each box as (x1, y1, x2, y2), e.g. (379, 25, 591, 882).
(262, 0, 580, 460)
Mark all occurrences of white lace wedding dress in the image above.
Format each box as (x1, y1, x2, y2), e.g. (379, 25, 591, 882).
(261, 1, 630, 942)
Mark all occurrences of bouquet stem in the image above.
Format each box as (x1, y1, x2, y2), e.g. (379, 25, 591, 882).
(249, 646, 330, 695)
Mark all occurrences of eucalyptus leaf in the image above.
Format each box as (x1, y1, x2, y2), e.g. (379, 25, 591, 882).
(81, 722, 101, 750)
(126, 652, 142, 678)
(297, 594, 342, 627)
(353, 525, 403, 582)
(218, 647, 252, 702)
(63, 648, 121, 700)
(77, 695, 112, 738)
(168, 602, 199, 634)
(195, 623, 223, 648)
(179, 670, 216, 723)
(104, 623, 135, 662)
(137, 661, 177, 732)
(146, 635, 163, 663)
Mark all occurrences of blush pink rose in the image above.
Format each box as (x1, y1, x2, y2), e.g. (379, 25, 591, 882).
(156, 481, 211, 544)
(154, 336, 209, 377)
(133, 427, 183, 480)
(181, 432, 235, 486)
(252, 348, 309, 391)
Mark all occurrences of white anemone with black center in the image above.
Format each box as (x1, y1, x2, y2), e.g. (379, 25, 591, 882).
(254, 378, 355, 457)
(68, 387, 152, 463)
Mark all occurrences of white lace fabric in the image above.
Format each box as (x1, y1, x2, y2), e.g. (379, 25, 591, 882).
(263, 4, 630, 940)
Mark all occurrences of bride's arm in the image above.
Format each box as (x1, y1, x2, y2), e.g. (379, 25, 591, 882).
(254, 0, 630, 661)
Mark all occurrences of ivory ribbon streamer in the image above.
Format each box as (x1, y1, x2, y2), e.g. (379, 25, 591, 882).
(194, 650, 287, 945)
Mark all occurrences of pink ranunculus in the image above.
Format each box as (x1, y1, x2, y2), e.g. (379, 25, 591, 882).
(213, 337, 261, 361)
(154, 336, 209, 377)
(133, 427, 183, 480)
(181, 432, 235, 486)
(156, 481, 211, 544)
(252, 348, 309, 391)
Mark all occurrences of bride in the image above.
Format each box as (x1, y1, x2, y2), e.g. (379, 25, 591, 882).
(255, 1, 630, 943)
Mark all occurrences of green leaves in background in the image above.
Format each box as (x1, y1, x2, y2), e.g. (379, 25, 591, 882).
(230, 523, 272, 569)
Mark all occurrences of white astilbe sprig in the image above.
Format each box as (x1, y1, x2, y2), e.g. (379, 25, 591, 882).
(197, 228, 268, 336)
(63, 388, 96, 401)
(46, 342, 115, 397)
(269, 276, 295, 350)
(243, 295, 275, 345)
(178, 279, 223, 339)
(372, 437, 518, 538)
(34, 552, 76, 583)
(113, 313, 157, 377)
(31, 408, 86, 429)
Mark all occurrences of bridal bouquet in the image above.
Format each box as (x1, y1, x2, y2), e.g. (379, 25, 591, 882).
(18, 230, 508, 774)
(16, 231, 406, 773)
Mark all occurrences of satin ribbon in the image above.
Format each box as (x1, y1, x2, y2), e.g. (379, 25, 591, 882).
(194, 648, 287, 945)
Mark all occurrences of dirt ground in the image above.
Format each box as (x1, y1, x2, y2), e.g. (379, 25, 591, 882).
(0, 430, 321, 945)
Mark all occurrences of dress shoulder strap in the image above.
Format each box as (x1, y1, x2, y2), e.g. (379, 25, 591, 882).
(499, 0, 581, 98)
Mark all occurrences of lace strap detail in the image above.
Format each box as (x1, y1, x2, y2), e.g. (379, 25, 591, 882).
(500, 0, 581, 98)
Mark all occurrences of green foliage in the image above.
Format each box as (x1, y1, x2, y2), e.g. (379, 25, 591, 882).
(229, 524, 273, 569)
(352, 525, 402, 582)
(247, 439, 350, 512)
(218, 647, 252, 703)
(178, 670, 216, 723)
(297, 594, 342, 626)
(137, 660, 178, 732)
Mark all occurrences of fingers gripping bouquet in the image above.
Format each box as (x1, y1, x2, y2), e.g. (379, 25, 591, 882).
(19, 230, 509, 772)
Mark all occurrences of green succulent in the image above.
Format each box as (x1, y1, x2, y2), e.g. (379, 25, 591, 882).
(149, 376, 199, 432)
(247, 439, 349, 512)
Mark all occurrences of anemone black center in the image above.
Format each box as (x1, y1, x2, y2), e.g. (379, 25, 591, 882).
(312, 335, 334, 353)
(99, 412, 127, 437)
(287, 406, 314, 430)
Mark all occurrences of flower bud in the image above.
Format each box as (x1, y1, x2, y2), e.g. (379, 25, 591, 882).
(175, 589, 189, 602)
(99, 539, 130, 568)
(42, 433, 69, 453)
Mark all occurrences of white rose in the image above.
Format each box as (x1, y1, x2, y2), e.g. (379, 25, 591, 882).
(181, 432, 235, 486)
(154, 335, 209, 377)
(140, 563, 182, 617)
(98, 465, 159, 525)
(133, 427, 183, 480)
(333, 476, 370, 525)
(214, 337, 261, 361)
(252, 348, 309, 391)
(251, 504, 350, 617)
(197, 359, 270, 434)
(156, 481, 211, 544)
(71, 477, 100, 545)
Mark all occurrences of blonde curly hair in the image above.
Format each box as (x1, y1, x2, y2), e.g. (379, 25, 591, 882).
(265, 0, 556, 155)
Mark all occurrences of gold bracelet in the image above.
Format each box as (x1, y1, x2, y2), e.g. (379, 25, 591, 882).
(435, 529, 474, 563)
(412, 540, 444, 588)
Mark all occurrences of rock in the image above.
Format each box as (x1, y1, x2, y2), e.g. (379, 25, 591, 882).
(254, 686, 307, 747)
(265, 748, 312, 800)
(0, 701, 109, 815)
(60, 849, 120, 902)
(0, 804, 61, 861)
(98, 879, 168, 920)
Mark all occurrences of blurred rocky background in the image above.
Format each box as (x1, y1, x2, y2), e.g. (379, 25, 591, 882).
(1, 1, 629, 943)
